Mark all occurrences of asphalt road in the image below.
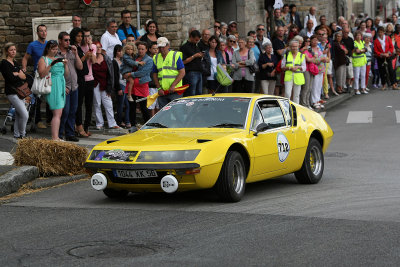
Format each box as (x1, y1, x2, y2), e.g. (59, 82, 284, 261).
(1, 89, 400, 266)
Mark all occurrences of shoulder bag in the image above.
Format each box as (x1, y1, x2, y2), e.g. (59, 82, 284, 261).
(31, 57, 52, 95)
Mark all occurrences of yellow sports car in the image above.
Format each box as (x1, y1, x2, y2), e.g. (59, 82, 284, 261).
(85, 94, 333, 202)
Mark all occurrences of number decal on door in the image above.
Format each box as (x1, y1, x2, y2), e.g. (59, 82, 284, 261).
(277, 132, 290, 162)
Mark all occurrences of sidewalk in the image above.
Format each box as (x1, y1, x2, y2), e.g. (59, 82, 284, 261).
(0, 91, 353, 197)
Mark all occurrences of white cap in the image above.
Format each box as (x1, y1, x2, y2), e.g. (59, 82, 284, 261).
(157, 37, 169, 47)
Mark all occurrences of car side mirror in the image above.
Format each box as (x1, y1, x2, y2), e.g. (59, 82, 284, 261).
(254, 122, 270, 136)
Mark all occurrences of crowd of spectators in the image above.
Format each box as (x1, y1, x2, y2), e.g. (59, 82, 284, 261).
(1, 6, 400, 140)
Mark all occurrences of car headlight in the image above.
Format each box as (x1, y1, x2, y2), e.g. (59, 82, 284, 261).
(136, 150, 200, 162)
(89, 150, 138, 162)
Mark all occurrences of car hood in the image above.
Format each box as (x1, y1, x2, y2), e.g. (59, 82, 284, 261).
(98, 128, 244, 149)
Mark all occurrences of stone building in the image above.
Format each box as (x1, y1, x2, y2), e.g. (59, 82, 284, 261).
(0, 0, 342, 93)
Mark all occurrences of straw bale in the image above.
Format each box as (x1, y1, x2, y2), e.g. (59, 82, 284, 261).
(14, 138, 88, 177)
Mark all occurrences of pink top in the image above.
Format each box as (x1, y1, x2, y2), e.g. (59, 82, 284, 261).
(81, 44, 97, 82)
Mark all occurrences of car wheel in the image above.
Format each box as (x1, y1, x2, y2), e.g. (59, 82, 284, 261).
(103, 188, 129, 198)
(295, 138, 324, 184)
(216, 151, 246, 202)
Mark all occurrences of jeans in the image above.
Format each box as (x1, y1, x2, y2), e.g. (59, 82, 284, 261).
(116, 84, 130, 125)
(158, 92, 182, 108)
(76, 80, 94, 132)
(7, 94, 29, 138)
(93, 84, 117, 128)
(129, 96, 150, 126)
(184, 71, 203, 96)
(59, 89, 78, 138)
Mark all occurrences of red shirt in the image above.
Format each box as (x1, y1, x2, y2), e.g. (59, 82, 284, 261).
(124, 58, 149, 97)
(92, 59, 108, 91)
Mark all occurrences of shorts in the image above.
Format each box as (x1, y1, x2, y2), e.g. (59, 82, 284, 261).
(327, 60, 332, 75)
(147, 88, 159, 110)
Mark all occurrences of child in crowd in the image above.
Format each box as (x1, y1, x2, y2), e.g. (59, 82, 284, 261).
(119, 42, 145, 102)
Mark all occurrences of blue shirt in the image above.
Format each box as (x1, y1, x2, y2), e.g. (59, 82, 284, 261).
(26, 40, 47, 71)
(117, 26, 141, 42)
(252, 46, 261, 62)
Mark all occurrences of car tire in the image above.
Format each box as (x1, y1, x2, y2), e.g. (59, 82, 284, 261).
(295, 138, 324, 184)
(103, 188, 129, 198)
(216, 151, 246, 202)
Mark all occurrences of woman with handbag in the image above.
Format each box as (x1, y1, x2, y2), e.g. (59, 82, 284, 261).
(258, 42, 278, 95)
(37, 40, 69, 141)
(231, 37, 255, 93)
(333, 31, 348, 94)
(204, 36, 227, 93)
(0, 42, 29, 139)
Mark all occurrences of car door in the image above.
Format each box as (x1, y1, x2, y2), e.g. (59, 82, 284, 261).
(278, 99, 297, 168)
(251, 99, 293, 176)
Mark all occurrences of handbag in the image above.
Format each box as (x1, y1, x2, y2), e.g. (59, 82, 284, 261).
(13, 82, 31, 99)
(31, 57, 52, 95)
(247, 50, 257, 74)
(308, 62, 319, 76)
(201, 56, 211, 76)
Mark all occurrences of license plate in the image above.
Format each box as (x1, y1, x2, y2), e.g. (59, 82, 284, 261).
(114, 169, 158, 179)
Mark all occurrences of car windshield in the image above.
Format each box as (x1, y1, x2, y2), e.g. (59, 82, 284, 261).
(142, 97, 251, 129)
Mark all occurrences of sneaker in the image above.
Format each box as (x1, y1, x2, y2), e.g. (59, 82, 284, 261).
(355, 90, 361, 95)
(312, 103, 321, 109)
(96, 126, 104, 130)
(307, 106, 314, 111)
(127, 95, 134, 102)
(365, 87, 370, 91)
(343, 85, 347, 89)
(37, 121, 47, 129)
(109, 125, 120, 129)
(361, 90, 368, 94)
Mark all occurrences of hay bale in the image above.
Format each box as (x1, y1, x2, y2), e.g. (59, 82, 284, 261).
(14, 138, 88, 177)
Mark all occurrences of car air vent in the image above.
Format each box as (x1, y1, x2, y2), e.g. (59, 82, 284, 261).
(197, 139, 211, 143)
(107, 140, 118, 144)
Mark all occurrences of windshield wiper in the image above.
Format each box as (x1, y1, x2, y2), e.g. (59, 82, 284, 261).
(209, 123, 243, 128)
(146, 122, 168, 128)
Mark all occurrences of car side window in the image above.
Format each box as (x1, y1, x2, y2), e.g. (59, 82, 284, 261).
(280, 100, 292, 126)
(251, 105, 264, 129)
(259, 100, 286, 129)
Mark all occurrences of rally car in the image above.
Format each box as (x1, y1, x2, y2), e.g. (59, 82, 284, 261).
(85, 94, 333, 202)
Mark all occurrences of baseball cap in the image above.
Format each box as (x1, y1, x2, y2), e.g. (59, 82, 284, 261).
(228, 21, 237, 26)
(157, 37, 169, 47)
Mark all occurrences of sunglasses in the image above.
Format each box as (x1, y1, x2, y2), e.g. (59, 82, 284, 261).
(214, 25, 220, 29)
(229, 40, 235, 43)
(63, 39, 70, 42)
(257, 28, 265, 31)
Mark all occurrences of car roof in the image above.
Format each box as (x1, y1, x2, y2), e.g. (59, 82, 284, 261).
(180, 93, 286, 101)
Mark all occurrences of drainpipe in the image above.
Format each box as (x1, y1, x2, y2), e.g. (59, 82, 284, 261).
(136, 0, 141, 29)
(151, 0, 157, 21)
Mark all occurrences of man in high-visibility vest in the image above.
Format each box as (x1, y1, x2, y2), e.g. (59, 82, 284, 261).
(152, 37, 186, 108)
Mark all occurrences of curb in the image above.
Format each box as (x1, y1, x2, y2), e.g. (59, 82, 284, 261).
(0, 166, 39, 197)
(324, 91, 354, 111)
(29, 174, 89, 190)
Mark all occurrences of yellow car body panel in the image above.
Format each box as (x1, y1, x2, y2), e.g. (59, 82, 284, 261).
(85, 94, 333, 193)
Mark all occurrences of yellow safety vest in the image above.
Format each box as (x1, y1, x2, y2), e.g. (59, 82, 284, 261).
(284, 52, 305, 85)
(352, 40, 367, 67)
(153, 50, 183, 91)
